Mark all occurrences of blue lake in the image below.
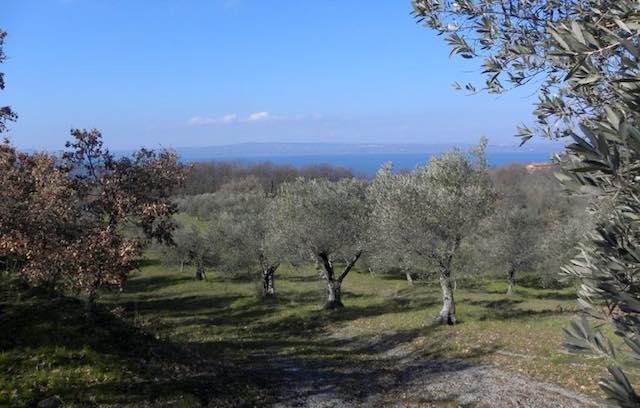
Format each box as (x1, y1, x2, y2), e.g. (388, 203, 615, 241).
(184, 152, 554, 176)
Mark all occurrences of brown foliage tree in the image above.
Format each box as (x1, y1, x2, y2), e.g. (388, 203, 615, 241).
(0, 130, 184, 304)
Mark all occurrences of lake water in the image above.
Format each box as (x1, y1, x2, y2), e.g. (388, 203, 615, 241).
(187, 152, 555, 176)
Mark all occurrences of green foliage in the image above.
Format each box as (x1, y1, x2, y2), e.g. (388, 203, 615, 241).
(267, 177, 369, 264)
(413, 0, 640, 403)
(169, 191, 282, 286)
(159, 223, 218, 279)
(210, 191, 281, 277)
(479, 166, 589, 290)
(180, 161, 355, 196)
(369, 140, 496, 322)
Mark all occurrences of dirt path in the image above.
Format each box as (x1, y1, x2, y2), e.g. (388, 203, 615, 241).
(256, 331, 604, 408)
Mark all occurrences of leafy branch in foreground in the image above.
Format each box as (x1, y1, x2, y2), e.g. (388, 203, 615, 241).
(413, 0, 640, 404)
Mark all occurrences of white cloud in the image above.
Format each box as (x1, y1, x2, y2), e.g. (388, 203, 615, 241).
(220, 113, 238, 124)
(188, 111, 280, 126)
(245, 111, 270, 122)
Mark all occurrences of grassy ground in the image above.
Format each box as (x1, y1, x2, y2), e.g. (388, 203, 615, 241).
(0, 254, 613, 407)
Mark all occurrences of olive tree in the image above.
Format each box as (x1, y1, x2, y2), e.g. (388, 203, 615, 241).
(487, 167, 553, 293)
(160, 223, 218, 280)
(413, 0, 640, 403)
(214, 191, 282, 297)
(492, 206, 540, 295)
(370, 141, 495, 324)
(267, 178, 368, 309)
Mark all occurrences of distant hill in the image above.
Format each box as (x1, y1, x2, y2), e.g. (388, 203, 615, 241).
(157, 142, 563, 175)
(167, 142, 564, 162)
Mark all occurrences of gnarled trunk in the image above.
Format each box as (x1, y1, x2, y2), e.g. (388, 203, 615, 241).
(318, 251, 362, 310)
(324, 279, 343, 309)
(261, 266, 276, 297)
(406, 272, 414, 285)
(434, 271, 456, 325)
(195, 262, 206, 280)
(506, 267, 515, 295)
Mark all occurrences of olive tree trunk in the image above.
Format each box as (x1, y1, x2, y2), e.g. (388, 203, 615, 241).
(434, 270, 456, 325)
(433, 238, 461, 325)
(506, 267, 515, 295)
(325, 279, 343, 309)
(195, 262, 206, 281)
(261, 265, 277, 298)
(318, 251, 362, 310)
(406, 272, 414, 285)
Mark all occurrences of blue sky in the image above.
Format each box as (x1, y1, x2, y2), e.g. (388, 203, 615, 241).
(2, 0, 537, 150)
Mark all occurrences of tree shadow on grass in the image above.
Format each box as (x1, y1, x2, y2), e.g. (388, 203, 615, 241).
(124, 273, 194, 293)
(0, 288, 247, 406)
(483, 287, 576, 302)
(282, 274, 321, 283)
(479, 308, 564, 321)
(467, 298, 568, 321)
(468, 298, 524, 308)
(80, 371, 278, 407)
(1, 282, 519, 406)
(528, 291, 576, 301)
(115, 294, 245, 318)
(208, 323, 499, 407)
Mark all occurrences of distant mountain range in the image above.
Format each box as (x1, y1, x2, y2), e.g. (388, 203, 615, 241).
(148, 142, 564, 175)
(166, 142, 564, 161)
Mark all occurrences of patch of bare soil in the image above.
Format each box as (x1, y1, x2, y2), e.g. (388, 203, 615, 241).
(265, 329, 604, 408)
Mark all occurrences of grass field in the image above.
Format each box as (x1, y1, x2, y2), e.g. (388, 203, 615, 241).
(0, 253, 613, 407)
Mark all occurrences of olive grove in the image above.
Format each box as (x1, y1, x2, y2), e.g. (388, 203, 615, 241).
(413, 0, 640, 403)
(168, 190, 284, 296)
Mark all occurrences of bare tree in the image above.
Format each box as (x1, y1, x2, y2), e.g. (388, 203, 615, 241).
(0, 29, 17, 134)
(370, 140, 495, 324)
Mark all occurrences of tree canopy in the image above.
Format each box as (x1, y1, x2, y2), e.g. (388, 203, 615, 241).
(413, 0, 640, 403)
(370, 140, 495, 324)
(1, 130, 184, 302)
(267, 178, 369, 309)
